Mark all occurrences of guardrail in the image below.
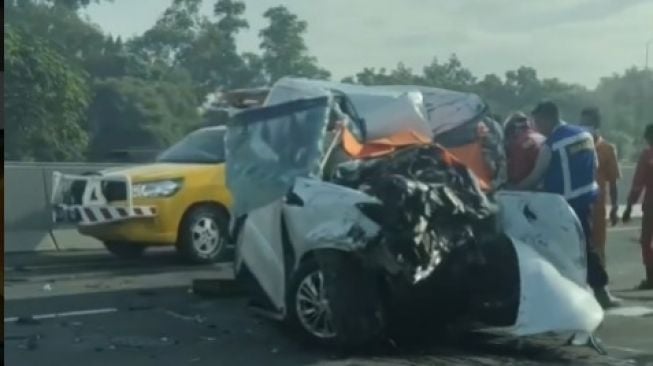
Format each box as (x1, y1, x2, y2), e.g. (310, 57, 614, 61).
(1, 162, 642, 253)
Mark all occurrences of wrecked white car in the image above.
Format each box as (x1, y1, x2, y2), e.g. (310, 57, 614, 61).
(226, 89, 603, 349)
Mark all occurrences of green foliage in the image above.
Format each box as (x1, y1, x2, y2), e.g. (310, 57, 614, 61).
(4, 0, 650, 163)
(5, 1, 107, 67)
(43, 0, 111, 9)
(259, 6, 330, 83)
(422, 55, 476, 90)
(4, 25, 90, 162)
(595, 68, 653, 150)
(87, 77, 200, 160)
(128, 0, 204, 66)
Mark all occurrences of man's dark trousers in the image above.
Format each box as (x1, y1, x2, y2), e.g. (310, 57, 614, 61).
(570, 198, 609, 289)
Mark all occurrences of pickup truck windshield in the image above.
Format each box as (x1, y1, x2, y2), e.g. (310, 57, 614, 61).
(157, 128, 226, 164)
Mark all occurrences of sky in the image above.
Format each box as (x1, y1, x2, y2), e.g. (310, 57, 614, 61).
(83, 0, 653, 88)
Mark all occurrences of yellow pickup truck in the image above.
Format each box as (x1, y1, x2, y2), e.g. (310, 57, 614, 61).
(51, 126, 232, 263)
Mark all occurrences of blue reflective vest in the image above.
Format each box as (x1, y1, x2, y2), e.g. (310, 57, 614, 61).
(543, 123, 598, 204)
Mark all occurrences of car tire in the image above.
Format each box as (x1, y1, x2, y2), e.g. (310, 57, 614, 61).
(287, 251, 385, 349)
(177, 204, 228, 264)
(103, 241, 146, 259)
(286, 259, 337, 345)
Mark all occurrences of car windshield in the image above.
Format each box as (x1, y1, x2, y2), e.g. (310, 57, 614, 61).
(157, 128, 226, 164)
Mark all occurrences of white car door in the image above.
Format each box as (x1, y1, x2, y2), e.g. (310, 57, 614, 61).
(236, 200, 287, 312)
(495, 191, 604, 336)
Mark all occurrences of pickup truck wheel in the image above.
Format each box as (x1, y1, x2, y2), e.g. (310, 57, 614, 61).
(103, 241, 146, 259)
(177, 205, 228, 264)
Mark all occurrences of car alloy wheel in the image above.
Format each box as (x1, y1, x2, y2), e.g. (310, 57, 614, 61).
(191, 217, 222, 256)
(295, 270, 336, 339)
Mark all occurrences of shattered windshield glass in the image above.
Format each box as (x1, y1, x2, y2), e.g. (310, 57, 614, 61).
(226, 96, 331, 216)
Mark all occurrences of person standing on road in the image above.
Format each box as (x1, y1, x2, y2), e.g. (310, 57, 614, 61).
(623, 124, 653, 290)
(514, 101, 620, 309)
(580, 107, 621, 266)
(504, 112, 545, 185)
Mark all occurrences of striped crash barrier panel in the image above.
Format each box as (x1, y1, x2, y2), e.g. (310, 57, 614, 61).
(51, 172, 157, 226)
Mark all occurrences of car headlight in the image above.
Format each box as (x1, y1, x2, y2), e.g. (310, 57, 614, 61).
(132, 179, 183, 198)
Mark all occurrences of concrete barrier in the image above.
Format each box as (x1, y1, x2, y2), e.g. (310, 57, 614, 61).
(3, 165, 57, 252)
(4, 163, 118, 253)
(1, 162, 644, 253)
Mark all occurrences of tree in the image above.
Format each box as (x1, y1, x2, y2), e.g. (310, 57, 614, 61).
(5, 0, 108, 67)
(344, 67, 389, 85)
(259, 6, 330, 83)
(4, 0, 147, 82)
(343, 64, 418, 85)
(594, 68, 653, 161)
(475, 73, 513, 118)
(178, 0, 251, 94)
(128, 0, 204, 66)
(131, 0, 257, 96)
(87, 77, 200, 160)
(4, 25, 90, 161)
(421, 55, 476, 90)
(346, 55, 475, 88)
(43, 0, 111, 9)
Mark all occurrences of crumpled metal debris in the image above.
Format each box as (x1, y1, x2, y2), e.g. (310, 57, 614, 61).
(17, 334, 42, 351)
(164, 310, 207, 324)
(110, 335, 177, 349)
(334, 144, 496, 284)
(328, 143, 522, 330)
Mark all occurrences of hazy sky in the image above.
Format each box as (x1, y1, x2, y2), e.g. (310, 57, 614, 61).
(84, 0, 653, 88)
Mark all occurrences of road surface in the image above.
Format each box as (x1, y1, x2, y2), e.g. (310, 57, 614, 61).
(4, 225, 653, 365)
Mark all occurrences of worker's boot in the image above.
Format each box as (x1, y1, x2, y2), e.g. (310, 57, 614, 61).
(636, 267, 653, 290)
(636, 279, 653, 290)
(594, 287, 622, 309)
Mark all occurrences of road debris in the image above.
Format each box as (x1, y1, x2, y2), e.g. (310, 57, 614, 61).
(17, 334, 42, 351)
(110, 335, 176, 349)
(127, 304, 156, 312)
(137, 289, 157, 297)
(191, 278, 244, 298)
(164, 310, 207, 324)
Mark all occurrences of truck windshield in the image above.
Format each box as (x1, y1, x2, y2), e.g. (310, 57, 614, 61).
(157, 128, 226, 164)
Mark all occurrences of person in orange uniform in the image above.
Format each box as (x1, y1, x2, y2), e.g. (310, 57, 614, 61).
(580, 107, 620, 266)
(623, 124, 653, 289)
(504, 112, 545, 185)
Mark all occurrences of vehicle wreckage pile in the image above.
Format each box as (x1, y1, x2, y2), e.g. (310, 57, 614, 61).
(227, 78, 603, 349)
(328, 143, 521, 342)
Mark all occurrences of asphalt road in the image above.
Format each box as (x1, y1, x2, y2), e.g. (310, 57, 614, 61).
(4, 225, 653, 366)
